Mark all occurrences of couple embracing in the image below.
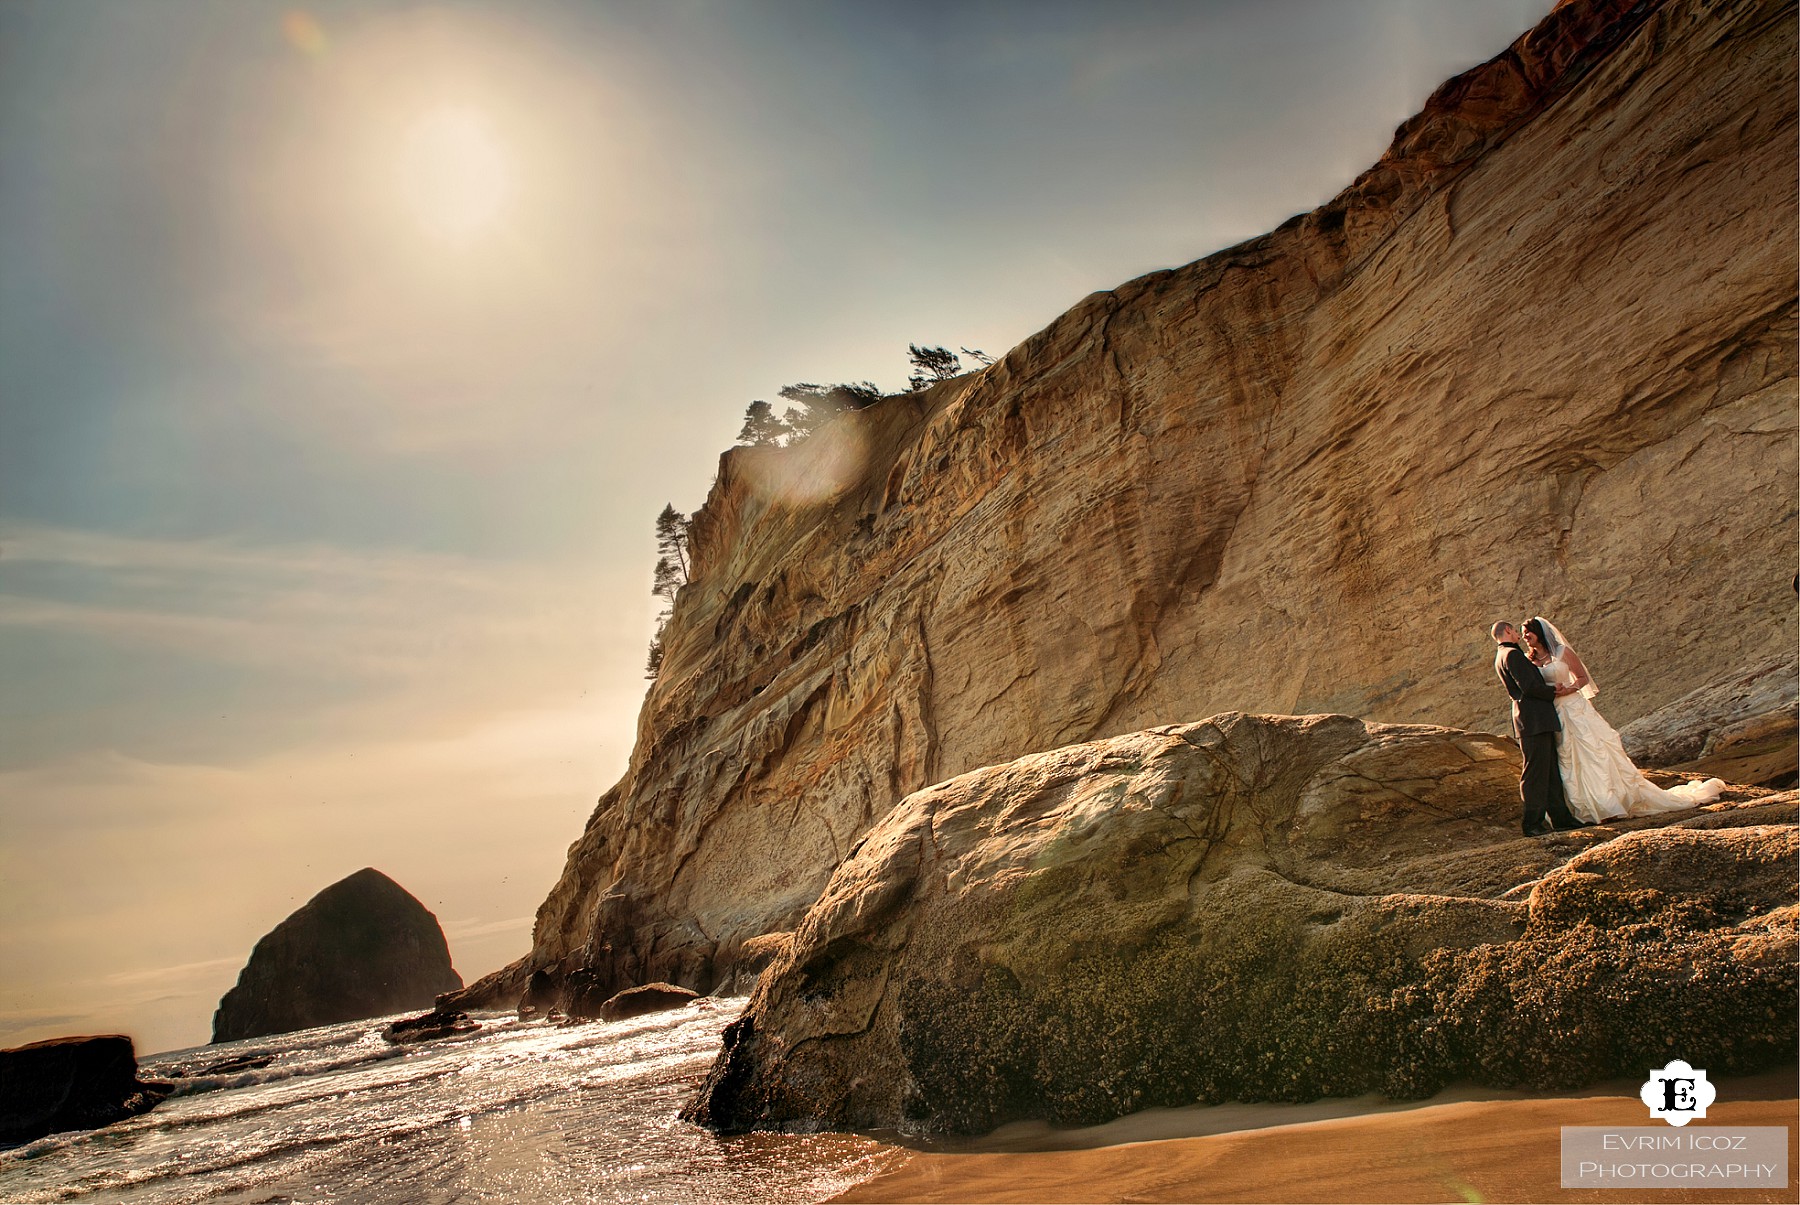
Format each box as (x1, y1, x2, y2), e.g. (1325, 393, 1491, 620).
(1491, 616, 1724, 836)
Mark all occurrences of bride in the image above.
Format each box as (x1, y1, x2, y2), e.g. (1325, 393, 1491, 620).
(1520, 617, 1724, 822)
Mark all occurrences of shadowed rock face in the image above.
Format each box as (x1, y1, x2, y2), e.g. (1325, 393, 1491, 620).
(213, 869, 463, 1043)
(682, 714, 1799, 1134)
(451, 0, 1797, 1014)
(0, 1035, 169, 1144)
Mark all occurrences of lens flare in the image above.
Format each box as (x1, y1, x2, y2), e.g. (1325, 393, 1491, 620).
(281, 10, 329, 56)
(743, 422, 871, 510)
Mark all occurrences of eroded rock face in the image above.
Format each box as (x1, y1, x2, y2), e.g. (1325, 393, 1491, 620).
(682, 714, 1798, 1134)
(451, 0, 1797, 1013)
(1620, 653, 1799, 788)
(213, 869, 463, 1043)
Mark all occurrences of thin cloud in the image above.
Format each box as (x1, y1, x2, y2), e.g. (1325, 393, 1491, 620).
(0, 521, 640, 684)
(101, 957, 244, 990)
(1, 523, 497, 587)
(442, 916, 534, 942)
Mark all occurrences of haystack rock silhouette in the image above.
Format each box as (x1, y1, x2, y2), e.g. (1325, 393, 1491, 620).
(212, 868, 462, 1043)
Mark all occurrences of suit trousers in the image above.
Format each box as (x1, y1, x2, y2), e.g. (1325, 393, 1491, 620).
(1520, 730, 1579, 833)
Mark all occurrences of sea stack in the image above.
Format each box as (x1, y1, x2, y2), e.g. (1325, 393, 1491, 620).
(212, 868, 463, 1043)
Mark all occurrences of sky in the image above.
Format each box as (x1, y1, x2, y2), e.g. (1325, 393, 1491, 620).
(0, 0, 1553, 1055)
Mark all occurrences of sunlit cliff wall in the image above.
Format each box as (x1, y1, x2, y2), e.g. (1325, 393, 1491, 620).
(456, 0, 1797, 1008)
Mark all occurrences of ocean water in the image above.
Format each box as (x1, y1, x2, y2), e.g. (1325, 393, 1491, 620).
(0, 997, 895, 1204)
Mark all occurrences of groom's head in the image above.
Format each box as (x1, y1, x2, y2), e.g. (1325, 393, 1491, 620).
(1490, 620, 1517, 644)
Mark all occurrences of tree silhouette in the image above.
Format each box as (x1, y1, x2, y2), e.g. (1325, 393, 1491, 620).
(738, 400, 785, 446)
(646, 505, 691, 680)
(644, 625, 666, 679)
(774, 381, 885, 440)
(907, 344, 962, 391)
(654, 503, 690, 584)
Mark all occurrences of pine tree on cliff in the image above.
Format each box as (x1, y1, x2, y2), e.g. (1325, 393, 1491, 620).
(654, 504, 690, 584)
(646, 505, 691, 680)
(644, 620, 666, 679)
(907, 344, 961, 391)
(737, 400, 786, 446)
(776, 381, 884, 440)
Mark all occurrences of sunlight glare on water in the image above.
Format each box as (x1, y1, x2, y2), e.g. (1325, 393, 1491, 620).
(0, 997, 896, 1205)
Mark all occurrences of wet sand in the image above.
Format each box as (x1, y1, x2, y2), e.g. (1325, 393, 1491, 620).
(832, 1072, 1797, 1203)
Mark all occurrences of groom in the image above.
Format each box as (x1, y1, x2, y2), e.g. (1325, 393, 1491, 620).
(1490, 620, 1586, 836)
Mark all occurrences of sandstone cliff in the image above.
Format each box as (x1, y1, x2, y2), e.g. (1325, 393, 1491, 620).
(682, 714, 1797, 1133)
(213, 868, 463, 1043)
(453, 0, 1797, 1014)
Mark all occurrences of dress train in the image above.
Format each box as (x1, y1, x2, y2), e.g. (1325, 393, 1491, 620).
(1540, 655, 1724, 823)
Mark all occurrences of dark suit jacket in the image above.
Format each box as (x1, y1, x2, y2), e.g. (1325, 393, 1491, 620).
(1494, 642, 1560, 740)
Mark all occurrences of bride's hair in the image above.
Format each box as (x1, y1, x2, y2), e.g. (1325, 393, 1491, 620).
(1524, 616, 1600, 698)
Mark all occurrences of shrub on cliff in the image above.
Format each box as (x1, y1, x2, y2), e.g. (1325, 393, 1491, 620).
(736, 381, 886, 448)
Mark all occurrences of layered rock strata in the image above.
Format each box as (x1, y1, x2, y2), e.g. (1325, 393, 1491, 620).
(213, 868, 463, 1042)
(452, 0, 1797, 1014)
(1621, 653, 1799, 789)
(684, 714, 1798, 1133)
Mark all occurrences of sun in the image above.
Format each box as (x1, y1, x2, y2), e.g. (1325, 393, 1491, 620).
(395, 105, 513, 245)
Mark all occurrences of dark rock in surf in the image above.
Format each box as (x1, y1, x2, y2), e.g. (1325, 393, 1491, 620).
(0, 1035, 170, 1144)
(596, 983, 699, 1022)
(381, 1010, 480, 1045)
(197, 1052, 275, 1076)
(212, 868, 463, 1043)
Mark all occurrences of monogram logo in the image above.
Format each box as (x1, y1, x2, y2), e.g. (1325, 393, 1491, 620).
(1640, 1059, 1715, 1126)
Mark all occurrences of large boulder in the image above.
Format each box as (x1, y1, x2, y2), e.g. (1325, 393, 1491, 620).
(0, 1035, 169, 1144)
(213, 868, 463, 1043)
(683, 714, 1798, 1134)
(594, 983, 699, 1022)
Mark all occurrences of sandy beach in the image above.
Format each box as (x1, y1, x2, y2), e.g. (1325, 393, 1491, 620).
(832, 1072, 1797, 1204)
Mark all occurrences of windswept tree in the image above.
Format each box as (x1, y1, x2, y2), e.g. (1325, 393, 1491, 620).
(646, 504, 691, 679)
(773, 381, 886, 441)
(737, 400, 786, 446)
(907, 344, 962, 391)
(960, 346, 995, 367)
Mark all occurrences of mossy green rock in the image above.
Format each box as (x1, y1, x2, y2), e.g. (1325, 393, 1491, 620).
(683, 713, 1797, 1134)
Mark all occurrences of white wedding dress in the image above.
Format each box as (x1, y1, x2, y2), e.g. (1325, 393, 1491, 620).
(1538, 654, 1724, 822)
